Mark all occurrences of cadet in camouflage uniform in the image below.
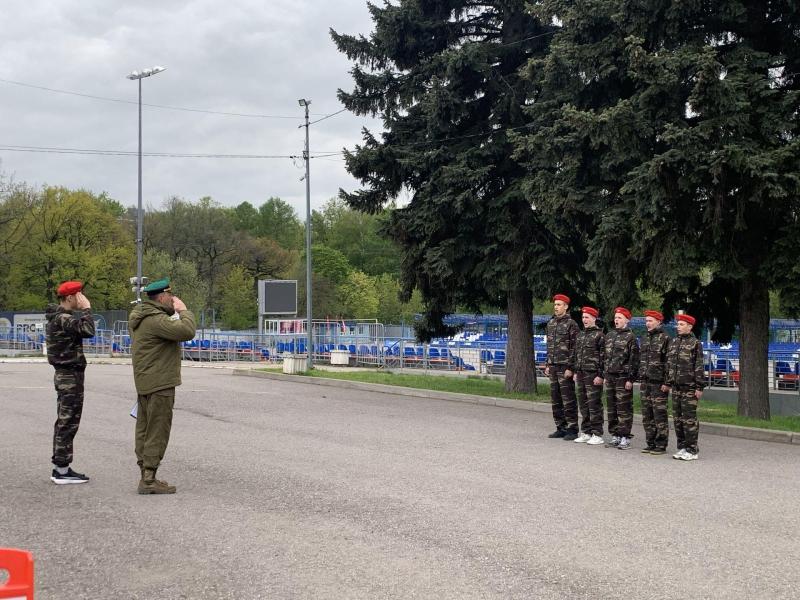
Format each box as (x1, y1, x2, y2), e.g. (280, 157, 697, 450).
(665, 313, 705, 461)
(544, 294, 579, 440)
(639, 310, 671, 455)
(603, 307, 640, 450)
(45, 280, 95, 484)
(573, 306, 605, 445)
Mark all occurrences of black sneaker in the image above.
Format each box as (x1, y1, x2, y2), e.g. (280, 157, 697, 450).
(548, 429, 567, 438)
(562, 431, 579, 441)
(649, 448, 667, 455)
(641, 446, 655, 454)
(51, 468, 89, 485)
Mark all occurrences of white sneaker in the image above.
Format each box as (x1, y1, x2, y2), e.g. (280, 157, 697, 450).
(606, 435, 620, 448)
(617, 436, 631, 450)
(673, 448, 688, 460)
(680, 451, 699, 461)
(586, 434, 604, 445)
(574, 432, 591, 443)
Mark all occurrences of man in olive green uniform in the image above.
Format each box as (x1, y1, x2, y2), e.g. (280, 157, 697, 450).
(130, 278, 196, 493)
(45, 281, 95, 484)
(574, 306, 605, 445)
(544, 293, 579, 440)
(639, 310, 671, 455)
(603, 307, 640, 450)
(665, 313, 705, 461)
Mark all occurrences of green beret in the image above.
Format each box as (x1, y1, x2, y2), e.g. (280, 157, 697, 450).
(143, 278, 171, 295)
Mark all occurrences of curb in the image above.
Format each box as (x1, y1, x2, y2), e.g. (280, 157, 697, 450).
(233, 369, 800, 446)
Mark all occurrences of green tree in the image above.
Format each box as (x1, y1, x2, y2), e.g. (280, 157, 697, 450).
(310, 244, 352, 285)
(255, 197, 304, 251)
(143, 249, 207, 314)
(231, 201, 259, 234)
(520, 0, 800, 418)
(219, 265, 257, 330)
(314, 198, 400, 276)
(338, 270, 379, 319)
(146, 197, 239, 311)
(373, 273, 423, 324)
(333, 0, 582, 392)
(2, 186, 132, 309)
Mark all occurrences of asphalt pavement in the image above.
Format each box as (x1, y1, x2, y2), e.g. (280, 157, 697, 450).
(1, 362, 798, 599)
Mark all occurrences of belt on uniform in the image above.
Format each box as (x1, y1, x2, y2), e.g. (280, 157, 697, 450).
(673, 385, 696, 392)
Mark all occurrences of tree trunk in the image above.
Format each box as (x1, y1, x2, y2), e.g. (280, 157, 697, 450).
(738, 274, 770, 419)
(505, 288, 535, 393)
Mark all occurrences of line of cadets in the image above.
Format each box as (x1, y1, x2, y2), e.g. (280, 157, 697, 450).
(544, 294, 706, 461)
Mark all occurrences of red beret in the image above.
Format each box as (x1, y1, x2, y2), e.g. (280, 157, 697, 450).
(644, 310, 664, 321)
(614, 306, 631, 320)
(582, 306, 599, 318)
(676, 314, 696, 326)
(553, 294, 570, 304)
(57, 281, 83, 296)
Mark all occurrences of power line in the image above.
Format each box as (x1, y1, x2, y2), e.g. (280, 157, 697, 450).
(307, 108, 348, 126)
(0, 77, 339, 119)
(0, 144, 340, 159)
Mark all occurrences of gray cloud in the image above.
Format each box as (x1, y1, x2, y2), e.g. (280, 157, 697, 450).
(0, 0, 381, 215)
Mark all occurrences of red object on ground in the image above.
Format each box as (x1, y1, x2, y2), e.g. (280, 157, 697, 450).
(0, 548, 34, 600)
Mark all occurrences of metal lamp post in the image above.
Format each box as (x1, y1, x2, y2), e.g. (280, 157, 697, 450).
(127, 65, 166, 302)
(299, 99, 313, 370)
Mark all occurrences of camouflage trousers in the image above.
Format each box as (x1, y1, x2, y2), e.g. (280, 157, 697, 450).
(135, 388, 175, 471)
(549, 365, 577, 432)
(604, 373, 633, 438)
(672, 388, 700, 454)
(641, 381, 669, 450)
(52, 367, 85, 468)
(576, 371, 604, 436)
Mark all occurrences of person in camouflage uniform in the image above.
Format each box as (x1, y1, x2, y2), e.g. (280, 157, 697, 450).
(573, 306, 605, 445)
(639, 310, 671, 455)
(45, 280, 96, 484)
(665, 313, 705, 461)
(603, 307, 640, 450)
(544, 294, 579, 440)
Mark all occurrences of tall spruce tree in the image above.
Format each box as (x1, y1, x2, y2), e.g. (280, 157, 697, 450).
(332, 0, 585, 392)
(519, 0, 800, 417)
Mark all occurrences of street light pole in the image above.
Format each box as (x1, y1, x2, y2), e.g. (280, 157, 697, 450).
(127, 66, 166, 302)
(299, 99, 313, 370)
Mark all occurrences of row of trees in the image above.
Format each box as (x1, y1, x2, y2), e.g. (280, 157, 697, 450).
(333, 0, 800, 417)
(0, 179, 423, 329)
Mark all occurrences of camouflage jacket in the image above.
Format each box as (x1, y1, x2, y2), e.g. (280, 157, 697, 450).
(639, 327, 671, 383)
(575, 326, 605, 375)
(666, 333, 705, 390)
(545, 314, 578, 369)
(603, 327, 640, 381)
(45, 304, 96, 369)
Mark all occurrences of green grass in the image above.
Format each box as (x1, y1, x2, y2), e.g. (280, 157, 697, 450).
(257, 367, 800, 433)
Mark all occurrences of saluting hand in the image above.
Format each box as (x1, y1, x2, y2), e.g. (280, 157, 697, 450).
(172, 296, 187, 313)
(75, 292, 91, 309)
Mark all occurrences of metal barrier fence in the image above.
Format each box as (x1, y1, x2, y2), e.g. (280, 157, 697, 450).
(2, 326, 798, 394)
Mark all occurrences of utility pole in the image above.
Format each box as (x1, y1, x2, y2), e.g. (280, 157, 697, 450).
(299, 99, 313, 370)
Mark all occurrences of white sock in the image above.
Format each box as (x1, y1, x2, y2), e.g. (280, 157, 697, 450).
(54, 465, 69, 475)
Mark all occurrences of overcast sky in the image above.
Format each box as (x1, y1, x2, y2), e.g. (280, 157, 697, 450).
(0, 0, 386, 216)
